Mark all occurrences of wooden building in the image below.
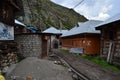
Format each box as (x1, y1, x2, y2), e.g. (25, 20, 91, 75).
(0, 0, 24, 73)
(96, 13, 120, 66)
(0, 0, 24, 40)
(61, 20, 102, 55)
(0, 0, 24, 26)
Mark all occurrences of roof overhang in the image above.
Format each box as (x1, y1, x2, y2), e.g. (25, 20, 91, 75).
(96, 20, 120, 30)
(15, 32, 54, 36)
(61, 32, 100, 38)
(15, 19, 26, 27)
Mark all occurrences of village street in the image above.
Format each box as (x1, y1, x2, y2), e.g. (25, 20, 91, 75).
(0, 0, 120, 80)
(3, 49, 120, 80)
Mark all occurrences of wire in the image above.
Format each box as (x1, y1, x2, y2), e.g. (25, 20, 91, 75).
(73, 0, 84, 9)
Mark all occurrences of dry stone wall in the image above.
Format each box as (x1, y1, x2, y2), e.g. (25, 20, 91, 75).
(15, 34, 42, 58)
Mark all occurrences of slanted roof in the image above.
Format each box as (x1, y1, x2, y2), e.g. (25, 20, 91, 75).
(96, 13, 120, 29)
(59, 30, 68, 35)
(62, 20, 102, 37)
(27, 26, 38, 33)
(62, 22, 82, 37)
(43, 27, 60, 34)
(15, 19, 26, 27)
(43, 27, 68, 35)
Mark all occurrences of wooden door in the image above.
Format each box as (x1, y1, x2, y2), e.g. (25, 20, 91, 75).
(42, 39, 47, 58)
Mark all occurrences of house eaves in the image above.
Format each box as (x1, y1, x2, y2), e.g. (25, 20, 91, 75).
(96, 13, 120, 30)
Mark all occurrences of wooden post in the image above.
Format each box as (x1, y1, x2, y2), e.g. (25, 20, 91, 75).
(107, 42, 111, 62)
(100, 30, 104, 57)
(107, 42, 114, 63)
(50, 35, 51, 52)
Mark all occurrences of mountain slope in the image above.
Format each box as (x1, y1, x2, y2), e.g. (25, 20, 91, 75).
(21, 0, 87, 30)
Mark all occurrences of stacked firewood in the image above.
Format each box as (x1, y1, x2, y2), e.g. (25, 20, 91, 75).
(0, 41, 18, 73)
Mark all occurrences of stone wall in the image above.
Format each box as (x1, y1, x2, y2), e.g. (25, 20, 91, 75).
(15, 34, 42, 58)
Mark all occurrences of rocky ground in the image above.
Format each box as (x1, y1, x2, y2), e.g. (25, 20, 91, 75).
(6, 57, 73, 80)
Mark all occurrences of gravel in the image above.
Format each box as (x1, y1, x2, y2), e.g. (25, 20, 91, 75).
(6, 57, 73, 80)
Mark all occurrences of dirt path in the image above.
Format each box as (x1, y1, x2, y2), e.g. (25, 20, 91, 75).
(6, 57, 73, 80)
(52, 49, 120, 80)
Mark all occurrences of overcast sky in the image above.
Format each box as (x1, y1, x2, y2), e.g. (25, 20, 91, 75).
(50, 0, 120, 21)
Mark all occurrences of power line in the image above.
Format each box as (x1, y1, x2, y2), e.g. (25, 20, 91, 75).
(72, 0, 84, 9)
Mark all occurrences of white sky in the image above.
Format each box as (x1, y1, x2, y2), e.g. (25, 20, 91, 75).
(50, 0, 120, 21)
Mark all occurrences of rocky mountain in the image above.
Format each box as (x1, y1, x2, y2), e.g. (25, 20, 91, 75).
(21, 0, 87, 31)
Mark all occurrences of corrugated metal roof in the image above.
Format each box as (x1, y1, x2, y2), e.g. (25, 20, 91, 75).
(59, 30, 68, 35)
(62, 20, 102, 37)
(43, 27, 68, 35)
(96, 13, 120, 28)
(61, 23, 81, 37)
(15, 19, 26, 27)
(43, 27, 60, 34)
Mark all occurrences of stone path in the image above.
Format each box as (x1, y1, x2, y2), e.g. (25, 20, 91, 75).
(6, 57, 73, 80)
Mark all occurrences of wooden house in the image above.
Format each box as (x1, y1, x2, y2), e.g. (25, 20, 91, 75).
(61, 20, 102, 55)
(0, 0, 24, 73)
(96, 13, 120, 66)
(0, 0, 24, 40)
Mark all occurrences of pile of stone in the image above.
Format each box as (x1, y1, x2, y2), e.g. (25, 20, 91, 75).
(0, 41, 18, 73)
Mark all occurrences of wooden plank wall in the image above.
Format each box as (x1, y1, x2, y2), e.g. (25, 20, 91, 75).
(84, 35, 100, 55)
(0, 2, 14, 25)
(61, 34, 100, 55)
(100, 24, 120, 67)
